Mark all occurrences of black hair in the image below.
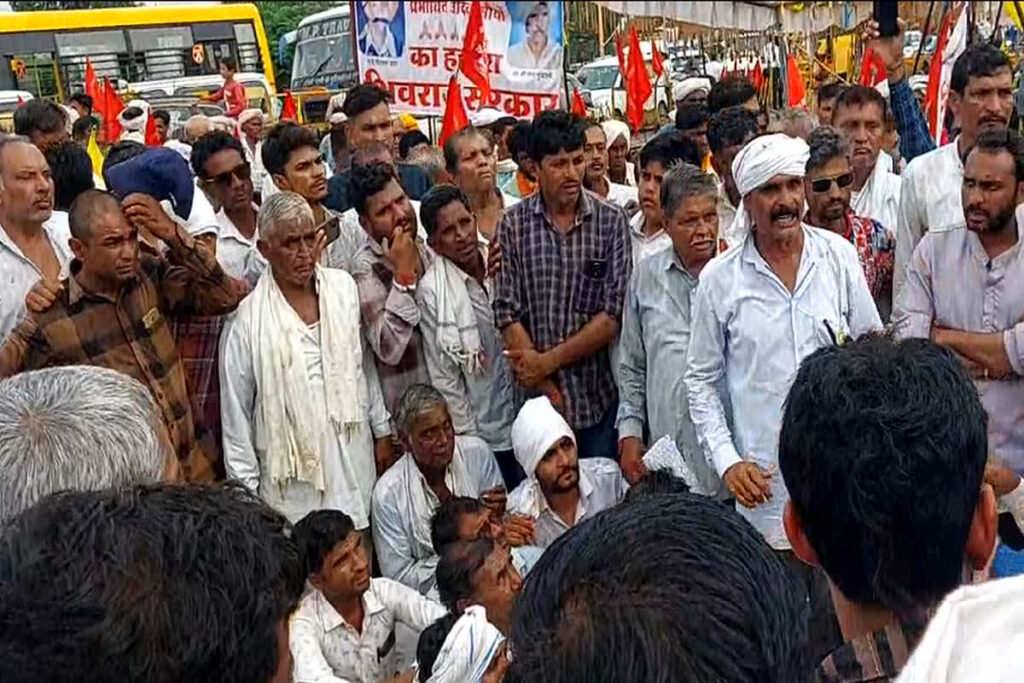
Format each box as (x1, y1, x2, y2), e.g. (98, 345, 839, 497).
(707, 106, 759, 156)
(151, 109, 170, 127)
(100, 140, 146, 187)
(13, 99, 66, 137)
(779, 335, 988, 617)
(71, 116, 92, 140)
(68, 92, 93, 113)
(528, 110, 585, 164)
(293, 509, 356, 576)
(399, 129, 430, 160)
(621, 469, 690, 504)
(45, 140, 94, 211)
(442, 125, 486, 173)
(260, 121, 319, 177)
(121, 106, 144, 122)
(675, 102, 708, 132)
(969, 127, 1024, 182)
(707, 75, 758, 114)
(342, 83, 391, 119)
(219, 56, 237, 72)
(68, 188, 119, 240)
(0, 483, 304, 683)
(436, 537, 493, 614)
(191, 130, 246, 178)
(430, 495, 483, 552)
(416, 614, 460, 682)
(805, 125, 849, 174)
(505, 493, 809, 683)
(950, 43, 1011, 95)
(832, 84, 887, 123)
(509, 120, 533, 161)
(348, 159, 399, 217)
(487, 115, 518, 138)
(817, 82, 846, 105)
(640, 131, 701, 169)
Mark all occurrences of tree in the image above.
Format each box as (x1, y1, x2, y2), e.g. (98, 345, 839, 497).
(254, 1, 338, 88)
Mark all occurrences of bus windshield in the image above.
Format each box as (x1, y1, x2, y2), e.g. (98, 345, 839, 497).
(291, 15, 355, 90)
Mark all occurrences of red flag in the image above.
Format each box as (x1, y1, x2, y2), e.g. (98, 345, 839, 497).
(925, 5, 966, 144)
(439, 76, 470, 149)
(624, 27, 652, 133)
(84, 59, 101, 104)
(614, 33, 627, 79)
(16, 96, 24, 106)
(570, 87, 588, 117)
(281, 90, 297, 121)
(751, 60, 764, 90)
(651, 46, 664, 78)
(101, 77, 124, 142)
(144, 108, 159, 146)
(786, 54, 806, 107)
(858, 47, 888, 86)
(458, 0, 491, 103)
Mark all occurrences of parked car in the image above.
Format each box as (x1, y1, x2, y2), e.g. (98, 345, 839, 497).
(575, 54, 670, 126)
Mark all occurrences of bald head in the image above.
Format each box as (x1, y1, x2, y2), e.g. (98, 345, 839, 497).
(68, 189, 123, 240)
(184, 115, 213, 143)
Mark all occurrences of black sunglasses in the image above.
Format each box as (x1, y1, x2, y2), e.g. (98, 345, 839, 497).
(810, 173, 854, 193)
(206, 162, 252, 187)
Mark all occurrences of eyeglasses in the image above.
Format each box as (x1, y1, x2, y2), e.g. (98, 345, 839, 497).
(810, 173, 854, 193)
(205, 162, 251, 187)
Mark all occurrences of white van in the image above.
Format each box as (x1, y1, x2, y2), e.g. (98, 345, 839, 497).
(575, 53, 670, 126)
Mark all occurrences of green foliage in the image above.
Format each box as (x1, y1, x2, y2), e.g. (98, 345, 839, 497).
(254, 0, 339, 88)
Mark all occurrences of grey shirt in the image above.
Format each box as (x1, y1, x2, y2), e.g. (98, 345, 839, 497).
(894, 225, 1024, 472)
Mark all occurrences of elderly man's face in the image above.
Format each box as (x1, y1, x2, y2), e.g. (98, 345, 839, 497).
(583, 125, 608, 184)
(468, 544, 523, 635)
(454, 132, 496, 194)
(804, 155, 852, 227)
(526, 3, 550, 39)
(429, 199, 480, 272)
(833, 101, 883, 179)
(744, 173, 804, 239)
(241, 116, 263, 142)
(680, 89, 707, 108)
(607, 134, 628, 175)
(0, 141, 53, 227)
(949, 67, 1013, 141)
(666, 191, 718, 269)
(257, 217, 318, 289)
(404, 404, 456, 472)
(535, 435, 578, 494)
(364, 0, 398, 21)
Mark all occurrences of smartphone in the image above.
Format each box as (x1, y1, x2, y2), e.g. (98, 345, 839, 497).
(874, 1, 899, 37)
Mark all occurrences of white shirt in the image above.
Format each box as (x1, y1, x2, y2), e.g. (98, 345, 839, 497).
(290, 579, 446, 683)
(215, 205, 264, 283)
(602, 180, 638, 211)
(685, 226, 881, 548)
(185, 179, 221, 238)
(220, 273, 391, 528)
(371, 439, 503, 594)
(717, 185, 744, 249)
(243, 138, 267, 196)
(895, 138, 965, 298)
(0, 212, 72, 341)
(628, 211, 672, 267)
(850, 151, 901, 235)
(506, 457, 626, 549)
(507, 38, 563, 70)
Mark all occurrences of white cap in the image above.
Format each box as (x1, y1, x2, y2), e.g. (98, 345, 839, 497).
(469, 107, 507, 128)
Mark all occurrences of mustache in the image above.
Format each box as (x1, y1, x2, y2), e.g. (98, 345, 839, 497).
(770, 205, 800, 220)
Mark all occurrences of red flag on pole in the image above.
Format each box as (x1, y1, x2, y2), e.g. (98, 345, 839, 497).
(144, 108, 159, 146)
(651, 45, 665, 78)
(786, 54, 806, 106)
(84, 59, 101, 104)
(858, 47, 888, 86)
(16, 96, 24, 106)
(458, 0, 491, 103)
(101, 77, 124, 142)
(625, 27, 652, 133)
(614, 33, 627, 79)
(570, 87, 588, 117)
(281, 90, 297, 121)
(439, 76, 470, 149)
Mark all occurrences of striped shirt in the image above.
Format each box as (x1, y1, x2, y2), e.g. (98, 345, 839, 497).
(815, 620, 925, 682)
(493, 190, 631, 429)
(0, 225, 241, 481)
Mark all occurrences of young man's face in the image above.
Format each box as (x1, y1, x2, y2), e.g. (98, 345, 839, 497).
(468, 545, 523, 635)
(202, 147, 253, 212)
(428, 199, 480, 272)
(962, 147, 1021, 235)
(71, 203, 140, 290)
(536, 147, 585, 207)
(534, 435, 579, 493)
(153, 117, 169, 143)
(349, 101, 393, 150)
(360, 177, 416, 244)
(276, 146, 327, 203)
(638, 159, 666, 226)
(582, 126, 608, 185)
(804, 155, 852, 226)
(310, 531, 372, 601)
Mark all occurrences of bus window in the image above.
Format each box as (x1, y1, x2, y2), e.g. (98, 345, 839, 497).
(233, 23, 261, 73)
(128, 26, 192, 80)
(55, 30, 127, 58)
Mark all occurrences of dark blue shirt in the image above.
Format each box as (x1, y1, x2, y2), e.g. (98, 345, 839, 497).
(324, 163, 433, 213)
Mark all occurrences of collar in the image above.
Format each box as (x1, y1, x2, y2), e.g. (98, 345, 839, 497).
(740, 223, 817, 275)
(665, 249, 699, 282)
(314, 585, 387, 634)
(66, 260, 119, 306)
(0, 217, 61, 259)
(216, 204, 259, 245)
(629, 211, 666, 241)
(816, 619, 926, 683)
(531, 190, 594, 230)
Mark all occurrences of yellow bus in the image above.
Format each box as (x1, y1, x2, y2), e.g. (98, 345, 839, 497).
(0, 3, 276, 103)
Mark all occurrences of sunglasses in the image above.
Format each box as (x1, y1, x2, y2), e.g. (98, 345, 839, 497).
(810, 173, 854, 193)
(205, 162, 251, 187)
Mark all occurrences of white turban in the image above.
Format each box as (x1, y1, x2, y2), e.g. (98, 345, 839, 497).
(731, 133, 809, 198)
(601, 119, 630, 150)
(238, 108, 263, 126)
(425, 606, 505, 683)
(674, 77, 711, 102)
(896, 575, 1024, 683)
(118, 99, 150, 133)
(329, 111, 348, 125)
(511, 396, 574, 480)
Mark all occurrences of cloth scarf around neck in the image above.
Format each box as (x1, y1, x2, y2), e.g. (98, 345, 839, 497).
(429, 255, 485, 375)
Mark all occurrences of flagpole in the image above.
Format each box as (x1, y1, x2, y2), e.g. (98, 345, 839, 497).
(913, 1, 936, 75)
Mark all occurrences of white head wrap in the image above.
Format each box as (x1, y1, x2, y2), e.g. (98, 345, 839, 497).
(118, 99, 150, 133)
(511, 396, 574, 480)
(896, 574, 1024, 683)
(731, 133, 809, 198)
(674, 77, 711, 102)
(600, 119, 630, 150)
(329, 111, 348, 125)
(470, 107, 505, 128)
(425, 606, 505, 683)
(238, 108, 263, 126)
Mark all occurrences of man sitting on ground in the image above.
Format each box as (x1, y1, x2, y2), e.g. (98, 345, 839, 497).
(436, 536, 523, 636)
(415, 607, 508, 683)
(431, 495, 544, 577)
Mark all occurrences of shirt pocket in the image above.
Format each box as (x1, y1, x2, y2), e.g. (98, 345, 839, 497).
(573, 267, 607, 314)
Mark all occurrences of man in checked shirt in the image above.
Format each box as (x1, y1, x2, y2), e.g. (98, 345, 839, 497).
(493, 110, 631, 462)
(0, 189, 242, 482)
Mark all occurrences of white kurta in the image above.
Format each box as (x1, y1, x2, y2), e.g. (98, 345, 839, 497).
(0, 212, 72, 341)
(220, 271, 391, 528)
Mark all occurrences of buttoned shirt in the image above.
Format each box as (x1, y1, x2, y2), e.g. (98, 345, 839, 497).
(371, 438, 503, 594)
(417, 258, 515, 452)
(686, 226, 881, 548)
(350, 230, 433, 415)
(493, 190, 631, 429)
(627, 211, 672, 267)
(290, 579, 446, 683)
(850, 152, 901, 235)
(717, 185, 744, 249)
(602, 180, 638, 211)
(215, 205, 264, 283)
(893, 225, 1024, 472)
(506, 457, 626, 548)
(895, 138, 964, 298)
(0, 213, 72, 341)
(617, 248, 722, 496)
(816, 620, 926, 683)
(0, 224, 241, 481)
(889, 78, 936, 165)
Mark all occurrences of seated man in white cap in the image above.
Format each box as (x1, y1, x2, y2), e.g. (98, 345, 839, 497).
(506, 396, 626, 549)
(685, 133, 881, 555)
(416, 607, 508, 683)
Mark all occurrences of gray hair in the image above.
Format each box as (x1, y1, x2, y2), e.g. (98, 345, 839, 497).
(394, 383, 448, 436)
(0, 365, 168, 523)
(0, 134, 33, 190)
(184, 114, 212, 143)
(409, 145, 448, 185)
(805, 125, 850, 174)
(660, 162, 718, 220)
(769, 108, 818, 141)
(257, 191, 315, 242)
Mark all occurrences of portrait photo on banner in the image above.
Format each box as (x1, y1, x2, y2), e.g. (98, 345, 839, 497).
(357, 1, 406, 59)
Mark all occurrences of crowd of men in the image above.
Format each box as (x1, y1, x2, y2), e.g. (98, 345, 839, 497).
(2, 22, 1024, 682)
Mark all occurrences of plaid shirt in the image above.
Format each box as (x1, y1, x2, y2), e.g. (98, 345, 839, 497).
(890, 79, 935, 165)
(0, 225, 241, 482)
(493, 190, 631, 429)
(172, 314, 224, 468)
(815, 620, 926, 683)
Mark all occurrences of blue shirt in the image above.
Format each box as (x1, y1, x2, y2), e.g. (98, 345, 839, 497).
(889, 79, 935, 165)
